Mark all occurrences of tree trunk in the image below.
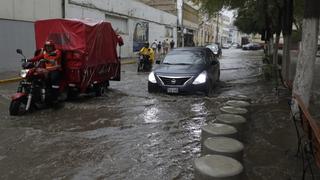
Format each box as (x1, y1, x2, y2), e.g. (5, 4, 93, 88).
(269, 36, 274, 58)
(282, 0, 293, 82)
(292, 18, 319, 108)
(273, 33, 280, 66)
(282, 35, 291, 81)
(292, 0, 320, 108)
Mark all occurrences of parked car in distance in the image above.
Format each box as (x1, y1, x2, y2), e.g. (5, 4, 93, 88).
(231, 43, 241, 48)
(222, 43, 231, 49)
(242, 43, 262, 50)
(148, 47, 220, 96)
(206, 43, 222, 58)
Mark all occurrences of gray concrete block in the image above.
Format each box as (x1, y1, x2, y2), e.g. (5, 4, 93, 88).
(216, 114, 247, 132)
(226, 100, 250, 108)
(201, 123, 239, 146)
(202, 137, 244, 162)
(220, 106, 248, 115)
(194, 155, 244, 180)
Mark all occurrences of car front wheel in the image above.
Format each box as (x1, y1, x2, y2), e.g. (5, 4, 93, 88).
(148, 82, 158, 93)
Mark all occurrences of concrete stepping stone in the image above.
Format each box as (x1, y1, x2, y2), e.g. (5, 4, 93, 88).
(226, 100, 250, 108)
(216, 114, 247, 132)
(201, 123, 238, 145)
(194, 155, 244, 180)
(202, 137, 244, 162)
(220, 106, 248, 115)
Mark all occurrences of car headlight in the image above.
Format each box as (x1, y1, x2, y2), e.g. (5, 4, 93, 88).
(213, 51, 218, 55)
(193, 71, 207, 85)
(20, 69, 29, 78)
(148, 72, 157, 83)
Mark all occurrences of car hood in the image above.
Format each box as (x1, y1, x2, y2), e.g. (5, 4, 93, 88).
(154, 64, 205, 75)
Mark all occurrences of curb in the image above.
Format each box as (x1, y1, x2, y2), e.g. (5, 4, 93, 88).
(0, 60, 137, 84)
(0, 77, 22, 84)
(121, 60, 136, 65)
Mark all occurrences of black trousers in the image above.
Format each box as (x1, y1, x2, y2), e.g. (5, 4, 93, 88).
(48, 70, 61, 100)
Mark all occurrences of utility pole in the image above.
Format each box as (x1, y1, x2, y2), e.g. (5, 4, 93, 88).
(177, 0, 184, 47)
(62, 0, 66, 18)
(215, 12, 220, 44)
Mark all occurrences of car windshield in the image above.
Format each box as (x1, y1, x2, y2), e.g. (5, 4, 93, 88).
(163, 50, 205, 65)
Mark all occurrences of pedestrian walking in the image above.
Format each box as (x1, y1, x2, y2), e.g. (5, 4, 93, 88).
(163, 39, 169, 54)
(157, 41, 162, 54)
(151, 39, 158, 54)
(162, 40, 166, 55)
(170, 40, 175, 49)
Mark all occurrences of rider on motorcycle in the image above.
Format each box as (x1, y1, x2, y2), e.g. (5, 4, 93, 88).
(29, 40, 62, 102)
(139, 42, 155, 64)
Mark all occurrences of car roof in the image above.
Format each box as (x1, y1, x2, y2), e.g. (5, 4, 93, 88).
(171, 47, 209, 53)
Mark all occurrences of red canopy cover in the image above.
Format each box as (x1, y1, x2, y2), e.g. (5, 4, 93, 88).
(35, 19, 119, 66)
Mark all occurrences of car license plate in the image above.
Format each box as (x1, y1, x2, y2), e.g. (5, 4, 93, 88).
(167, 88, 179, 93)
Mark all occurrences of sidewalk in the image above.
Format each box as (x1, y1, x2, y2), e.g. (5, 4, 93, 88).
(0, 57, 137, 84)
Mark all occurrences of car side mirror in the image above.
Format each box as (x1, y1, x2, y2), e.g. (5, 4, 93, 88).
(16, 49, 23, 55)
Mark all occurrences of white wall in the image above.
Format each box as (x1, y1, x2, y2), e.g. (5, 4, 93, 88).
(0, 0, 182, 62)
(0, 20, 36, 72)
(65, 0, 178, 57)
(0, 0, 62, 72)
(0, 0, 62, 21)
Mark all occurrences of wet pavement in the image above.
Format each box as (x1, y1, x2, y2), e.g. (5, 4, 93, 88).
(0, 49, 318, 179)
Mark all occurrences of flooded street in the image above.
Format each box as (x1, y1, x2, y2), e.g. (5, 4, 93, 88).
(0, 49, 306, 179)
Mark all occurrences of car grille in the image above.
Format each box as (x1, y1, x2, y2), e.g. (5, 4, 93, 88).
(158, 76, 192, 86)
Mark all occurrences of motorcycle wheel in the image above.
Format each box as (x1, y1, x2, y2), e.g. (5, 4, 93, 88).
(9, 97, 27, 116)
(137, 63, 143, 72)
(94, 83, 105, 97)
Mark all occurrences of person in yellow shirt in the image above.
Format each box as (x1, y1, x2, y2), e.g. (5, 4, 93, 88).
(139, 42, 155, 64)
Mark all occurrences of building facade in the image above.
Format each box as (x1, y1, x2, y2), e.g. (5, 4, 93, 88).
(0, 0, 179, 71)
(0, 0, 63, 71)
(139, 0, 199, 47)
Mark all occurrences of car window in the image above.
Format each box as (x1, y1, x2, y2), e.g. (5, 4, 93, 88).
(163, 50, 205, 65)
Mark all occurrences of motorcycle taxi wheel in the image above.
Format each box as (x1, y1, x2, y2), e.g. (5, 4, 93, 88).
(137, 63, 143, 72)
(9, 97, 27, 116)
(94, 83, 105, 97)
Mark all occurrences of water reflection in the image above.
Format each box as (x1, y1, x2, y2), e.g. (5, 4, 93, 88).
(143, 106, 160, 123)
(190, 102, 207, 116)
(184, 102, 208, 140)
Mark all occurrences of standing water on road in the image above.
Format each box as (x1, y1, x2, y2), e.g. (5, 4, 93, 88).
(0, 49, 271, 179)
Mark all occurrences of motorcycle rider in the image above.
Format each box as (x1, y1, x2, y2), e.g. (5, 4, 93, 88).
(139, 42, 155, 65)
(29, 40, 62, 103)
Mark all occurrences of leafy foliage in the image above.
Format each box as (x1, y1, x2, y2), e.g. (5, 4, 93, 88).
(195, 0, 304, 36)
(192, 0, 247, 15)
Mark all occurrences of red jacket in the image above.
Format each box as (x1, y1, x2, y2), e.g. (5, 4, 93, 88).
(31, 49, 62, 71)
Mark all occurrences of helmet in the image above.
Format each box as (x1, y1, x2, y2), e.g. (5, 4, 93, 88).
(44, 40, 55, 52)
(144, 42, 149, 48)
